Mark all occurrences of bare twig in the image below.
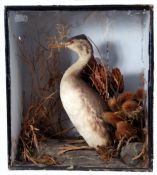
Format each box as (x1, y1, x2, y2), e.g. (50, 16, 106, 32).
(51, 127, 74, 137)
(58, 145, 93, 155)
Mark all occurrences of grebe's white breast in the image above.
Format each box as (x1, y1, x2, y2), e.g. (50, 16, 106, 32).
(60, 74, 110, 148)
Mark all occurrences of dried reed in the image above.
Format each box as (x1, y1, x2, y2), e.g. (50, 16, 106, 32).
(16, 24, 71, 165)
(82, 57, 147, 165)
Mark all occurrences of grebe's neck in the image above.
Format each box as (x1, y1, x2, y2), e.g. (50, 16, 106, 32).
(63, 53, 92, 79)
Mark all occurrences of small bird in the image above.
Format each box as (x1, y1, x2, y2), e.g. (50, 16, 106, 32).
(49, 35, 111, 148)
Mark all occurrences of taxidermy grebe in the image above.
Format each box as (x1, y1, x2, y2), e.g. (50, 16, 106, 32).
(50, 35, 111, 148)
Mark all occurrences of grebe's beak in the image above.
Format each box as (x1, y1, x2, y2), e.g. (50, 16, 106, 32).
(48, 43, 65, 49)
(48, 41, 71, 49)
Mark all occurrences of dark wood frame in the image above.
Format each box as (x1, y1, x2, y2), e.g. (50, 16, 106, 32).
(5, 5, 154, 171)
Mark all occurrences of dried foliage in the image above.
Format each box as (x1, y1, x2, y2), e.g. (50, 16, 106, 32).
(102, 112, 122, 127)
(58, 145, 93, 155)
(90, 64, 109, 98)
(16, 24, 71, 165)
(111, 68, 124, 94)
(82, 58, 124, 99)
(107, 97, 119, 112)
(82, 57, 108, 98)
(34, 154, 59, 165)
(19, 92, 60, 164)
(97, 145, 117, 161)
(117, 92, 134, 106)
(82, 57, 147, 164)
(115, 121, 137, 140)
(132, 128, 148, 167)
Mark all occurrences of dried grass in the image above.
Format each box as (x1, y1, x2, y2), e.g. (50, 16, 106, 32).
(58, 145, 93, 155)
(82, 57, 148, 165)
(97, 146, 117, 161)
(16, 24, 71, 165)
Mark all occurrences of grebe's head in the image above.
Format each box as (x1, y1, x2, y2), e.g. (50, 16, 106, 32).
(65, 34, 93, 57)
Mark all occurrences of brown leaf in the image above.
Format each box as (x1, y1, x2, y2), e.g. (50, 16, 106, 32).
(107, 97, 118, 111)
(117, 91, 134, 106)
(102, 112, 123, 127)
(81, 57, 109, 99)
(115, 121, 137, 140)
(122, 100, 138, 114)
(122, 100, 143, 120)
(111, 68, 124, 93)
(134, 88, 145, 101)
(90, 62, 109, 99)
(82, 59, 125, 99)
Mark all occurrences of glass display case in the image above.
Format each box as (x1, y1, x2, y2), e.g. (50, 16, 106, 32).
(5, 5, 153, 171)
